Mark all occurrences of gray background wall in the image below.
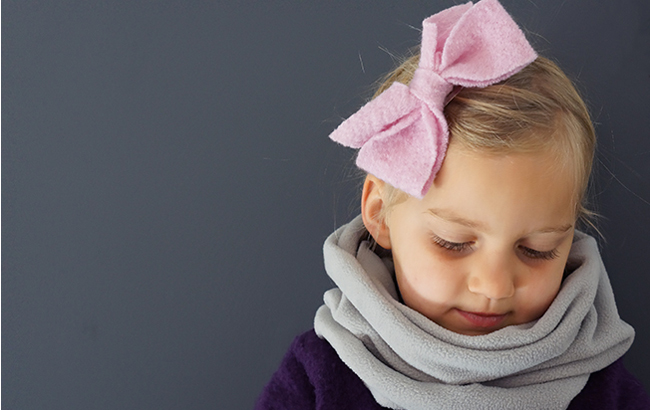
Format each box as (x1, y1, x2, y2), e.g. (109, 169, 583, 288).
(3, 1, 649, 409)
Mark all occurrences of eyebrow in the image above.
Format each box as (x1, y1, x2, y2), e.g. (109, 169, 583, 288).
(426, 208, 574, 234)
(427, 208, 487, 230)
(531, 224, 574, 234)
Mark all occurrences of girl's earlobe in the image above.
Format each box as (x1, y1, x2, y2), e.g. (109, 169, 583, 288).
(361, 175, 392, 249)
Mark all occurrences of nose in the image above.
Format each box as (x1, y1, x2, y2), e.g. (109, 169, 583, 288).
(467, 252, 516, 300)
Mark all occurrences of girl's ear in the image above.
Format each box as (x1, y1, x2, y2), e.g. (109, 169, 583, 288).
(361, 175, 392, 249)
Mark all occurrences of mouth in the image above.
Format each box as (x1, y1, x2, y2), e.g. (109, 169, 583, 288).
(456, 309, 508, 329)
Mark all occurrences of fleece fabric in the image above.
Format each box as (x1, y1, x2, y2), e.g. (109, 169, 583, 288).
(255, 329, 650, 410)
(312, 216, 635, 410)
(329, 0, 537, 198)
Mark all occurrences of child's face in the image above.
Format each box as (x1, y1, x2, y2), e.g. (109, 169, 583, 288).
(381, 146, 576, 336)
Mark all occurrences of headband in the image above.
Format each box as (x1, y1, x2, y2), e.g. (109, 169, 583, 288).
(329, 0, 537, 198)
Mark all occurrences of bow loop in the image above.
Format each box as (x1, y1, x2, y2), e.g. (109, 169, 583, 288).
(436, 0, 537, 86)
(356, 106, 446, 199)
(420, 2, 473, 71)
(329, 84, 421, 149)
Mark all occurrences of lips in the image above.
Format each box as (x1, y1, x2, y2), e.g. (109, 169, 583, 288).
(456, 309, 508, 329)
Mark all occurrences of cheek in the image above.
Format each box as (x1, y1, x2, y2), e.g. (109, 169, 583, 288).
(393, 248, 465, 312)
(517, 264, 565, 320)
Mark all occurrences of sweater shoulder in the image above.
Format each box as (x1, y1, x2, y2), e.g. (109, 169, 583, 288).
(568, 358, 650, 409)
(255, 329, 386, 410)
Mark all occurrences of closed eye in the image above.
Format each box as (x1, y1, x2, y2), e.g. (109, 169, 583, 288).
(519, 246, 559, 260)
(431, 234, 473, 253)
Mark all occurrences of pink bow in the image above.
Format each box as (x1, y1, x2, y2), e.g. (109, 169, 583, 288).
(329, 0, 537, 198)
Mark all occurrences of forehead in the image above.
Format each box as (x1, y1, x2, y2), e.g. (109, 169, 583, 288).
(412, 145, 578, 233)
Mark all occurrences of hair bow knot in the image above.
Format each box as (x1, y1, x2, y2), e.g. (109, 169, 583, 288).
(329, 0, 537, 198)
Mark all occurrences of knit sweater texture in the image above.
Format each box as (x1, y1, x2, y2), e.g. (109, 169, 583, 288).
(256, 329, 649, 410)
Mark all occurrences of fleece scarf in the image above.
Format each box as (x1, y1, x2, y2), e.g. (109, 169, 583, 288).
(314, 216, 635, 410)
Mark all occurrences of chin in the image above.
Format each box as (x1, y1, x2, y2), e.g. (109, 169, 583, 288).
(452, 327, 499, 336)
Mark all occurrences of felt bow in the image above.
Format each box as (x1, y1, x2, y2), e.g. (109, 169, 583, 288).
(329, 0, 537, 198)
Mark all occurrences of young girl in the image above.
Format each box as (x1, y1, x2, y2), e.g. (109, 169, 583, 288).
(256, 1, 649, 409)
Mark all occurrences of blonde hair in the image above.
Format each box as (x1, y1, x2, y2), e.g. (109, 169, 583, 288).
(372, 53, 597, 231)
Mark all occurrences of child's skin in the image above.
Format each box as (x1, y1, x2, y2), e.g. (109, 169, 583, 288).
(362, 143, 576, 336)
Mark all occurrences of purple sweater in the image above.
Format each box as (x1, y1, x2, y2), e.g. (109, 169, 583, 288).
(256, 329, 650, 410)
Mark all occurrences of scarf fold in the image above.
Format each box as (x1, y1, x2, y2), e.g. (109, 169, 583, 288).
(314, 216, 634, 410)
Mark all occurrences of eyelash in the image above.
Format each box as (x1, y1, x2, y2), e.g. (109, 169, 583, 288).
(431, 235, 560, 260)
(431, 235, 474, 253)
(519, 247, 559, 260)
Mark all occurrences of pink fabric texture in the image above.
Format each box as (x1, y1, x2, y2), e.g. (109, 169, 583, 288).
(329, 0, 537, 198)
